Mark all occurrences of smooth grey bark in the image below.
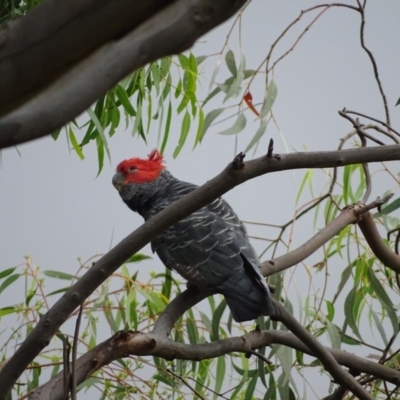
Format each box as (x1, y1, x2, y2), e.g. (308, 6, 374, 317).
(0, 0, 248, 148)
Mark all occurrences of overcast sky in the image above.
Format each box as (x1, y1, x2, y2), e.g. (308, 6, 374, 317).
(1, 1, 400, 398)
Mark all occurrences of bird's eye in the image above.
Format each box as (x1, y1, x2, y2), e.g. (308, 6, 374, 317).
(129, 166, 137, 172)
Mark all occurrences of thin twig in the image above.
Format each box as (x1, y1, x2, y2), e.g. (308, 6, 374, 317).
(62, 337, 70, 400)
(355, 1, 391, 126)
(247, 349, 272, 364)
(379, 325, 400, 364)
(187, 376, 229, 400)
(320, 384, 348, 400)
(71, 305, 84, 400)
(346, 110, 399, 137)
(166, 369, 206, 400)
(338, 110, 372, 203)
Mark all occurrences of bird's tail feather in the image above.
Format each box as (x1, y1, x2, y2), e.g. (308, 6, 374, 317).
(223, 287, 275, 323)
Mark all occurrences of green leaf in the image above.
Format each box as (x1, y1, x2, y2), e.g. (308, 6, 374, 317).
(344, 287, 362, 339)
(201, 108, 225, 140)
(0, 306, 16, 317)
(396, 97, 400, 106)
(0, 267, 16, 280)
(47, 287, 70, 296)
(208, 58, 222, 93)
(213, 356, 225, 400)
(173, 110, 191, 158)
(367, 268, 393, 307)
(245, 118, 268, 153)
(160, 101, 172, 154)
(377, 197, 400, 216)
(125, 253, 152, 263)
(161, 269, 172, 300)
(137, 287, 166, 314)
(203, 70, 256, 107)
(211, 299, 226, 341)
(244, 373, 258, 400)
(96, 135, 105, 176)
(196, 55, 207, 65)
(186, 317, 199, 345)
(0, 274, 20, 295)
(51, 128, 61, 141)
(370, 308, 389, 346)
(224, 53, 245, 102)
(341, 334, 359, 345)
(68, 128, 85, 160)
(87, 107, 110, 161)
(200, 311, 212, 333)
(332, 263, 353, 303)
(217, 113, 247, 135)
(343, 164, 351, 204)
(43, 270, 75, 280)
(193, 108, 205, 148)
(367, 268, 399, 334)
(225, 50, 237, 77)
(132, 97, 143, 137)
(326, 320, 341, 349)
(259, 80, 278, 119)
(115, 84, 135, 116)
(295, 170, 313, 204)
(326, 300, 335, 321)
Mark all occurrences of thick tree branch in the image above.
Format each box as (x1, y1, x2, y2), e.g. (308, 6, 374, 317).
(0, 0, 173, 114)
(0, 0, 247, 148)
(29, 326, 400, 400)
(358, 212, 400, 274)
(1, 145, 400, 397)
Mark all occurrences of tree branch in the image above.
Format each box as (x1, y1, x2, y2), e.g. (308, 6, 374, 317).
(1, 145, 400, 397)
(0, 0, 173, 114)
(261, 194, 393, 276)
(0, 0, 247, 149)
(261, 207, 358, 276)
(272, 299, 374, 400)
(29, 326, 400, 400)
(358, 211, 400, 274)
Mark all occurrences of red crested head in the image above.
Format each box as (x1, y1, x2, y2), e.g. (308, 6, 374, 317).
(116, 149, 165, 184)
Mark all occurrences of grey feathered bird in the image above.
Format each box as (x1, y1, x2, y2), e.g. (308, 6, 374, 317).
(112, 150, 275, 322)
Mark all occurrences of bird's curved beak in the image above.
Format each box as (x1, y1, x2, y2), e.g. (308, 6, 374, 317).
(112, 172, 125, 191)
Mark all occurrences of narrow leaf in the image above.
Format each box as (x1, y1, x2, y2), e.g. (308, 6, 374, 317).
(115, 85, 135, 116)
(87, 107, 110, 161)
(245, 118, 268, 153)
(126, 253, 152, 263)
(0, 274, 20, 295)
(44, 270, 75, 280)
(225, 50, 237, 77)
(213, 356, 225, 400)
(68, 128, 85, 160)
(173, 110, 191, 158)
(193, 108, 205, 147)
(201, 108, 225, 140)
(217, 113, 247, 135)
(211, 299, 226, 341)
(0, 267, 16, 280)
(259, 80, 278, 119)
(160, 101, 172, 154)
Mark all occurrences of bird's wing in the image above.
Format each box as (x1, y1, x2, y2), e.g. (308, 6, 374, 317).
(151, 195, 263, 288)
